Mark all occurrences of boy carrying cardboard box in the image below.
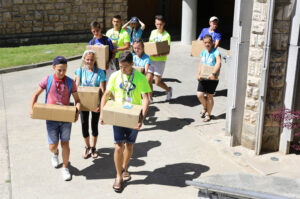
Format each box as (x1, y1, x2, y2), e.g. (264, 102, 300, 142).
(30, 56, 81, 181)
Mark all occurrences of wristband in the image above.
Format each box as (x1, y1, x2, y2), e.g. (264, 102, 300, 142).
(212, 73, 217, 77)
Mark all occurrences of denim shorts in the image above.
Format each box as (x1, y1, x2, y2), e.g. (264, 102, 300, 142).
(46, 120, 72, 144)
(113, 126, 138, 144)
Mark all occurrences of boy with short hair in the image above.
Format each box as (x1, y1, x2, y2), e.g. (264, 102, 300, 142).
(30, 56, 81, 181)
(147, 15, 172, 102)
(198, 16, 221, 48)
(89, 21, 115, 70)
(100, 51, 151, 192)
(106, 15, 130, 70)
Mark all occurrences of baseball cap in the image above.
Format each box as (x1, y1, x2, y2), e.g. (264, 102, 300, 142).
(209, 16, 219, 22)
(130, 17, 138, 23)
(52, 56, 67, 66)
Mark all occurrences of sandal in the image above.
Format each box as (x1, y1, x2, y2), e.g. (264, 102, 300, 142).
(91, 147, 99, 159)
(203, 115, 211, 122)
(82, 146, 90, 159)
(200, 110, 207, 118)
(122, 170, 131, 182)
(112, 178, 123, 192)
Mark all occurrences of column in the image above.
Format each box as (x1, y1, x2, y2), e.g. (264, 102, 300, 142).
(181, 0, 197, 44)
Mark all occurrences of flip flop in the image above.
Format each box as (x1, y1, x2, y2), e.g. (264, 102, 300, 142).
(200, 110, 207, 118)
(91, 147, 99, 159)
(82, 147, 90, 159)
(113, 178, 123, 193)
(203, 115, 211, 122)
(122, 170, 131, 182)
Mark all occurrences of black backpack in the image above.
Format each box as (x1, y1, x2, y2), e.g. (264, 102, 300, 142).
(91, 35, 113, 61)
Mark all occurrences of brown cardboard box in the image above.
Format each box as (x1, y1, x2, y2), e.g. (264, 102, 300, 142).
(102, 101, 142, 129)
(32, 103, 76, 122)
(199, 65, 219, 80)
(144, 40, 170, 56)
(133, 66, 145, 74)
(86, 45, 109, 70)
(77, 87, 102, 111)
(191, 40, 206, 57)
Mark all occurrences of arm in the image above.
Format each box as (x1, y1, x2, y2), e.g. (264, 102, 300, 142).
(116, 42, 130, 51)
(138, 19, 146, 31)
(71, 92, 81, 122)
(122, 21, 131, 31)
(135, 93, 150, 130)
(75, 75, 80, 87)
(209, 55, 221, 80)
(197, 61, 202, 80)
(214, 40, 220, 48)
(30, 87, 44, 117)
(99, 90, 112, 124)
(144, 63, 150, 75)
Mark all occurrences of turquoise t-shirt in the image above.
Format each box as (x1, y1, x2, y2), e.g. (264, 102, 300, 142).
(133, 52, 151, 68)
(75, 66, 106, 87)
(126, 26, 143, 45)
(200, 48, 221, 66)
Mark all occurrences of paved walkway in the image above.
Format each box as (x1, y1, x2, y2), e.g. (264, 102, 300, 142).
(0, 42, 299, 199)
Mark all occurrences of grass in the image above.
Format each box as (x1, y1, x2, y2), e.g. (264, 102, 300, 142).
(0, 43, 87, 69)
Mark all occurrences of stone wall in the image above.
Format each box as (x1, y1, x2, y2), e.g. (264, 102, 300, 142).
(262, 0, 293, 151)
(0, 0, 128, 46)
(241, 0, 268, 150)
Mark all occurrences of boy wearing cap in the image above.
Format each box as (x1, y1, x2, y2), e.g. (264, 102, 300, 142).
(198, 16, 221, 48)
(122, 17, 146, 45)
(106, 15, 130, 70)
(30, 56, 81, 181)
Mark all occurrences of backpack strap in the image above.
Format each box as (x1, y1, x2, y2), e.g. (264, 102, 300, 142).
(91, 37, 96, 45)
(66, 76, 73, 98)
(45, 75, 54, 103)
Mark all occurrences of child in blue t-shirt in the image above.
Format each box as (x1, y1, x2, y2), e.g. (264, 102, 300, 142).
(197, 34, 221, 122)
(122, 17, 146, 45)
(132, 39, 150, 75)
(198, 16, 221, 48)
(75, 50, 106, 159)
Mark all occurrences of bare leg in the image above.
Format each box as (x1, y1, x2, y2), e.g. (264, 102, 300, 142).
(147, 73, 154, 99)
(49, 143, 59, 154)
(91, 136, 97, 148)
(61, 141, 70, 168)
(122, 143, 133, 171)
(114, 143, 124, 180)
(206, 94, 214, 116)
(84, 136, 90, 148)
(154, 75, 169, 92)
(197, 92, 207, 111)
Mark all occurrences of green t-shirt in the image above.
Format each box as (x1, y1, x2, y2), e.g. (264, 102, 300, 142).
(106, 28, 130, 58)
(149, 29, 171, 62)
(106, 69, 151, 105)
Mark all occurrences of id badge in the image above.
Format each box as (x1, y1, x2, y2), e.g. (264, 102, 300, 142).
(123, 97, 132, 109)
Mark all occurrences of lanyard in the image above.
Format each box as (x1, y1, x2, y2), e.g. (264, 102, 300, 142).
(120, 70, 135, 101)
(135, 55, 143, 67)
(55, 80, 67, 104)
(154, 30, 164, 42)
(84, 66, 95, 86)
(111, 30, 120, 42)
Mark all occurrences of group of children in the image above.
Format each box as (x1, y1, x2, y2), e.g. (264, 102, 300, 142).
(30, 15, 222, 192)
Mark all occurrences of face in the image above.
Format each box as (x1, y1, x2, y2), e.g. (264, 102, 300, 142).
(204, 37, 213, 50)
(53, 64, 67, 79)
(112, 18, 121, 28)
(133, 42, 143, 56)
(131, 23, 138, 28)
(209, 20, 218, 30)
(91, 27, 101, 38)
(84, 54, 95, 68)
(119, 61, 133, 75)
(155, 19, 165, 30)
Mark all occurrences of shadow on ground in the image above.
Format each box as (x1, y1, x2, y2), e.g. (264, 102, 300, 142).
(127, 163, 210, 187)
(143, 117, 194, 132)
(69, 140, 161, 180)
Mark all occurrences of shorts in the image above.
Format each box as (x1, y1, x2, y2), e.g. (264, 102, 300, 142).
(148, 61, 165, 76)
(113, 126, 138, 144)
(46, 120, 72, 144)
(197, 80, 219, 94)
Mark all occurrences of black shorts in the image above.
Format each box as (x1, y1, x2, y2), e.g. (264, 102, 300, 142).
(197, 80, 219, 94)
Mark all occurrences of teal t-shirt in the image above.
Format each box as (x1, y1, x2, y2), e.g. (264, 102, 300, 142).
(75, 66, 106, 87)
(200, 48, 221, 66)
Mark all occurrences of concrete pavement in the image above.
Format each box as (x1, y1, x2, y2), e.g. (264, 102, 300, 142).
(0, 42, 299, 199)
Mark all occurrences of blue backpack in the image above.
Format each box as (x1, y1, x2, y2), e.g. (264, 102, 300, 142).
(45, 75, 73, 104)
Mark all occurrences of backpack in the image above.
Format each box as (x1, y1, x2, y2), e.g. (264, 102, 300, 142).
(45, 74, 73, 104)
(91, 36, 113, 61)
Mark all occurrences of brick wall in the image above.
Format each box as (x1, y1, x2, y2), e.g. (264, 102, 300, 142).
(0, 0, 128, 46)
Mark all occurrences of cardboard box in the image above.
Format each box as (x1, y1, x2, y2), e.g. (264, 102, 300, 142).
(144, 40, 170, 56)
(78, 87, 102, 111)
(191, 40, 206, 57)
(86, 45, 109, 70)
(133, 66, 145, 74)
(102, 101, 142, 129)
(32, 103, 76, 122)
(199, 65, 219, 80)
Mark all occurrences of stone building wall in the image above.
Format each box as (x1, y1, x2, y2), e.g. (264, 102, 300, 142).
(0, 0, 128, 46)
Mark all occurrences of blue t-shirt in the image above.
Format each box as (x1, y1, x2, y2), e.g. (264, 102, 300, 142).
(200, 48, 221, 66)
(198, 28, 221, 42)
(126, 26, 143, 44)
(75, 66, 106, 87)
(133, 52, 151, 68)
(88, 36, 115, 52)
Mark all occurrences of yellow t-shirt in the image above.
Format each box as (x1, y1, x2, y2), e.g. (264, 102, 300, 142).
(149, 29, 171, 62)
(106, 28, 130, 58)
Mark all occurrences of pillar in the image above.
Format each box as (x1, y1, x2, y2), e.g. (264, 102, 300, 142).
(181, 0, 197, 44)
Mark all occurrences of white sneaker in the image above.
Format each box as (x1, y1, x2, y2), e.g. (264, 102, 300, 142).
(166, 87, 173, 101)
(149, 98, 153, 104)
(51, 150, 59, 168)
(61, 168, 71, 181)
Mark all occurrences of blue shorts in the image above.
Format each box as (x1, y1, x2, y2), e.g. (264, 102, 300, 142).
(46, 120, 72, 144)
(113, 126, 138, 144)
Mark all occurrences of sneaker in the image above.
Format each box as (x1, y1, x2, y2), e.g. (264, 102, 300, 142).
(61, 168, 71, 181)
(166, 87, 173, 101)
(149, 98, 153, 104)
(51, 150, 59, 168)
